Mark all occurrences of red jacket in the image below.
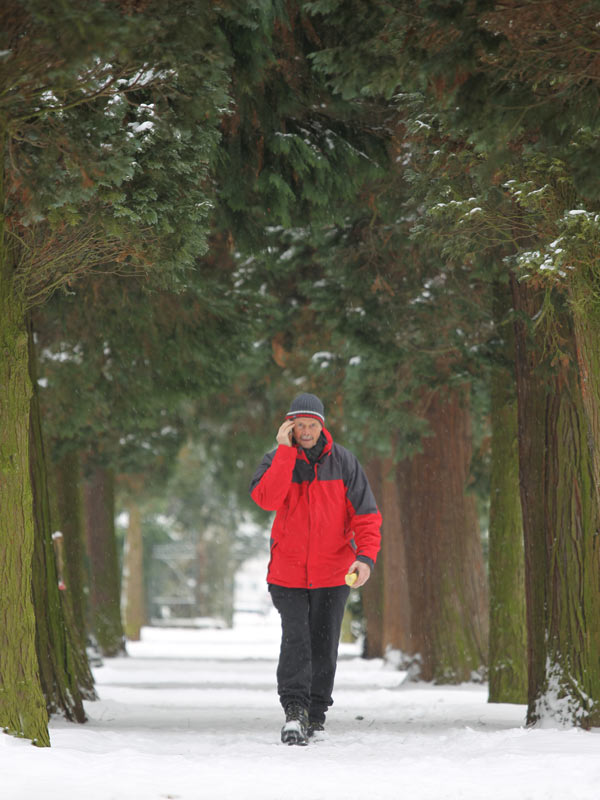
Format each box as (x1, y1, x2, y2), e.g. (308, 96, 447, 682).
(250, 428, 381, 588)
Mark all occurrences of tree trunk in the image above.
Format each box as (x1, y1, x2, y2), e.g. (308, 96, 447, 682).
(0, 134, 49, 741)
(361, 458, 385, 658)
(84, 465, 126, 657)
(53, 450, 89, 646)
(398, 386, 489, 683)
(28, 324, 92, 721)
(512, 276, 600, 727)
(570, 282, 600, 516)
(122, 499, 145, 641)
(0, 282, 49, 744)
(202, 524, 235, 627)
(195, 537, 208, 618)
(488, 283, 527, 704)
(380, 456, 413, 656)
(362, 455, 413, 661)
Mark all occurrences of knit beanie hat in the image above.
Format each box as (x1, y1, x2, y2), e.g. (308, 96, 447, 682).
(285, 393, 325, 424)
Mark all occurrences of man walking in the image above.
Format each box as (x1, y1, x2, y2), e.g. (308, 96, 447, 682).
(250, 393, 381, 745)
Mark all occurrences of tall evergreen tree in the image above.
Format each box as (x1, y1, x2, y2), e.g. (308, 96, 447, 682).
(0, 0, 231, 743)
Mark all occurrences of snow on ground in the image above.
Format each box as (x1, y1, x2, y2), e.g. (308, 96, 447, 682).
(3, 612, 600, 800)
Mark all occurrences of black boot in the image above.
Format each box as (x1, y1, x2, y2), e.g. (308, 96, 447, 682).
(307, 719, 325, 738)
(281, 702, 309, 746)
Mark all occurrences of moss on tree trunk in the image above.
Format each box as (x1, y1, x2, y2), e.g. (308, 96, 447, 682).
(84, 465, 126, 657)
(0, 289, 49, 745)
(513, 276, 600, 727)
(488, 282, 527, 704)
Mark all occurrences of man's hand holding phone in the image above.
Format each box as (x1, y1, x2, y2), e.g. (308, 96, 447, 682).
(276, 419, 296, 447)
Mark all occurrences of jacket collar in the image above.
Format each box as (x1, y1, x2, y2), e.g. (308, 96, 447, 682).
(297, 427, 333, 463)
(321, 427, 333, 455)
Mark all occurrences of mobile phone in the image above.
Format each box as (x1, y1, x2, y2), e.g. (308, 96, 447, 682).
(286, 419, 296, 445)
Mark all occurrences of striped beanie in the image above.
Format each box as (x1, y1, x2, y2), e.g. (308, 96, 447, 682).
(285, 393, 325, 424)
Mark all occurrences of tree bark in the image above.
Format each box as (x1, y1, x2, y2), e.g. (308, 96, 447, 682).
(379, 456, 413, 656)
(512, 276, 600, 727)
(122, 499, 145, 641)
(397, 386, 489, 683)
(84, 465, 126, 657)
(362, 455, 412, 661)
(0, 285, 49, 744)
(361, 458, 386, 658)
(53, 450, 89, 646)
(488, 282, 527, 704)
(570, 282, 600, 516)
(28, 325, 92, 721)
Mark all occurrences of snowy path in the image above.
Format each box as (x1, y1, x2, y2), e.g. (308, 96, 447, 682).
(3, 614, 600, 800)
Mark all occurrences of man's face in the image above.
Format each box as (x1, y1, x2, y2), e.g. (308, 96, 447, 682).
(292, 417, 323, 449)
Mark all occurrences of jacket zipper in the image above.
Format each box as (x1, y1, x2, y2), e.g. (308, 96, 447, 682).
(307, 462, 318, 588)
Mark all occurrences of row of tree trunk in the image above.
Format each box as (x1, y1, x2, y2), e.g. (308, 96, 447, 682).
(361, 277, 600, 728)
(0, 320, 128, 745)
(4, 271, 600, 744)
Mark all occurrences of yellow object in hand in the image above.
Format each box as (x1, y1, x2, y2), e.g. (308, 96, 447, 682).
(345, 572, 358, 586)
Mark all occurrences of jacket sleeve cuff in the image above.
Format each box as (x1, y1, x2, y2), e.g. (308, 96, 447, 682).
(274, 443, 297, 461)
(357, 555, 375, 571)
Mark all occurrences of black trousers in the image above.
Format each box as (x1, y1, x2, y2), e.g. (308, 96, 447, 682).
(269, 584, 350, 723)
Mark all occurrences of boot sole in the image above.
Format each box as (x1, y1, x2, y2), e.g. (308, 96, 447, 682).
(281, 726, 308, 746)
(282, 734, 308, 746)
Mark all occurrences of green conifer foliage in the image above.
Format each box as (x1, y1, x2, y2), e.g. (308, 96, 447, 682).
(216, 2, 386, 243)
(193, 0, 394, 499)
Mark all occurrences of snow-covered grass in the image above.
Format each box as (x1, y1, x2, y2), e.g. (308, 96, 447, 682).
(3, 613, 600, 800)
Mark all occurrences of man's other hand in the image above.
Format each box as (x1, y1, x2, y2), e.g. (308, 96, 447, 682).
(347, 560, 371, 588)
